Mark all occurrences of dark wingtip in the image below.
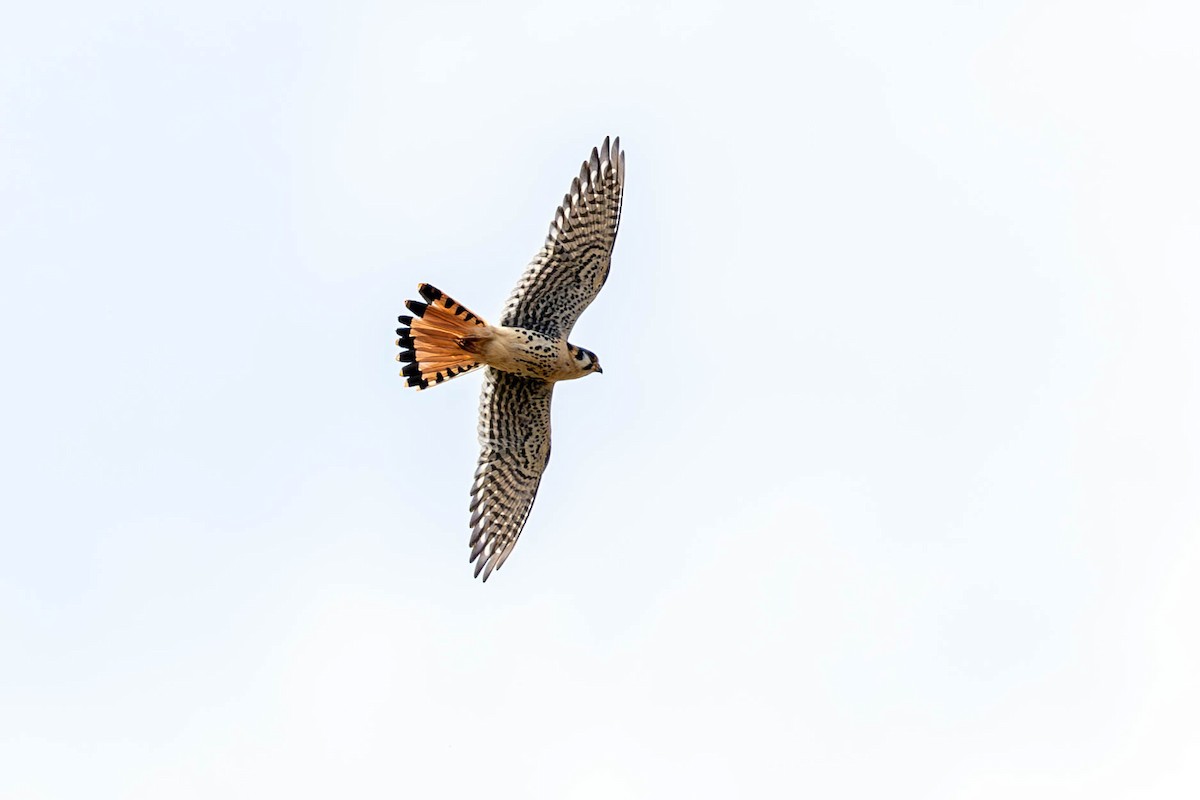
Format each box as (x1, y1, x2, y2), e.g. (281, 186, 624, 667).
(418, 283, 442, 303)
(405, 300, 428, 317)
(397, 314, 413, 326)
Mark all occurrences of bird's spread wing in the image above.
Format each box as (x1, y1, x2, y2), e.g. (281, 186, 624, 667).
(499, 136, 625, 339)
(469, 368, 555, 580)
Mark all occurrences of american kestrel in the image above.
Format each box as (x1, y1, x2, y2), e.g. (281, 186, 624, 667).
(396, 137, 625, 580)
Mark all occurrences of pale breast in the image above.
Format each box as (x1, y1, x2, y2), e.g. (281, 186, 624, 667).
(483, 326, 581, 382)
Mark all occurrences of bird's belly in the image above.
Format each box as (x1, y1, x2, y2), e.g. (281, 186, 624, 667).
(483, 327, 574, 381)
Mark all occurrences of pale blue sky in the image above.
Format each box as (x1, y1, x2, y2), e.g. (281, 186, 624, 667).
(2, 1, 1198, 797)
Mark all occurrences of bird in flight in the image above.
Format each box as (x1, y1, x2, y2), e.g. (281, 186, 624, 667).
(396, 136, 625, 580)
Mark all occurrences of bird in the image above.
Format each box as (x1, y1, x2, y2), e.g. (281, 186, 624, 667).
(395, 136, 625, 581)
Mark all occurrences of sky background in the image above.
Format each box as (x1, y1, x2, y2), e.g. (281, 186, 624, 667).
(2, 1, 1199, 797)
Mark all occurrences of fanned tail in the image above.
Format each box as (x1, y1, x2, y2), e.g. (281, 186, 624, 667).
(396, 283, 489, 390)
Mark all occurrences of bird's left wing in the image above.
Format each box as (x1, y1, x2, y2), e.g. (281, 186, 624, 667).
(499, 136, 625, 339)
(469, 368, 555, 580)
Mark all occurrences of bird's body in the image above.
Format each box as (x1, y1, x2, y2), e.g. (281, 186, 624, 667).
(395, 137, 625, 580)
(474, 325, 596, 383)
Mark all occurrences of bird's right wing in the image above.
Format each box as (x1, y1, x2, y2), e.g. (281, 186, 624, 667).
(469, 368, 555, 580)
(499, 136, 625, 339)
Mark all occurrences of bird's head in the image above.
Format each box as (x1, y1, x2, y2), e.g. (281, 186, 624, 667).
(569, 345, 603, 376)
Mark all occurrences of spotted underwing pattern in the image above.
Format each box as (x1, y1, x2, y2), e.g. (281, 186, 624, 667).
(396, 137, 625, 581)
(500, 136, 625, 339)
(468, 368, 555, 580)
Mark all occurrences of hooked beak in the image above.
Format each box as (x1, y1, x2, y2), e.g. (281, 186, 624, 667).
(595, 364, 604, 374)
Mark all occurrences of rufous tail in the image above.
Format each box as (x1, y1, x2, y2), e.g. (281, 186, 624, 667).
(396, 283, 489, 390)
